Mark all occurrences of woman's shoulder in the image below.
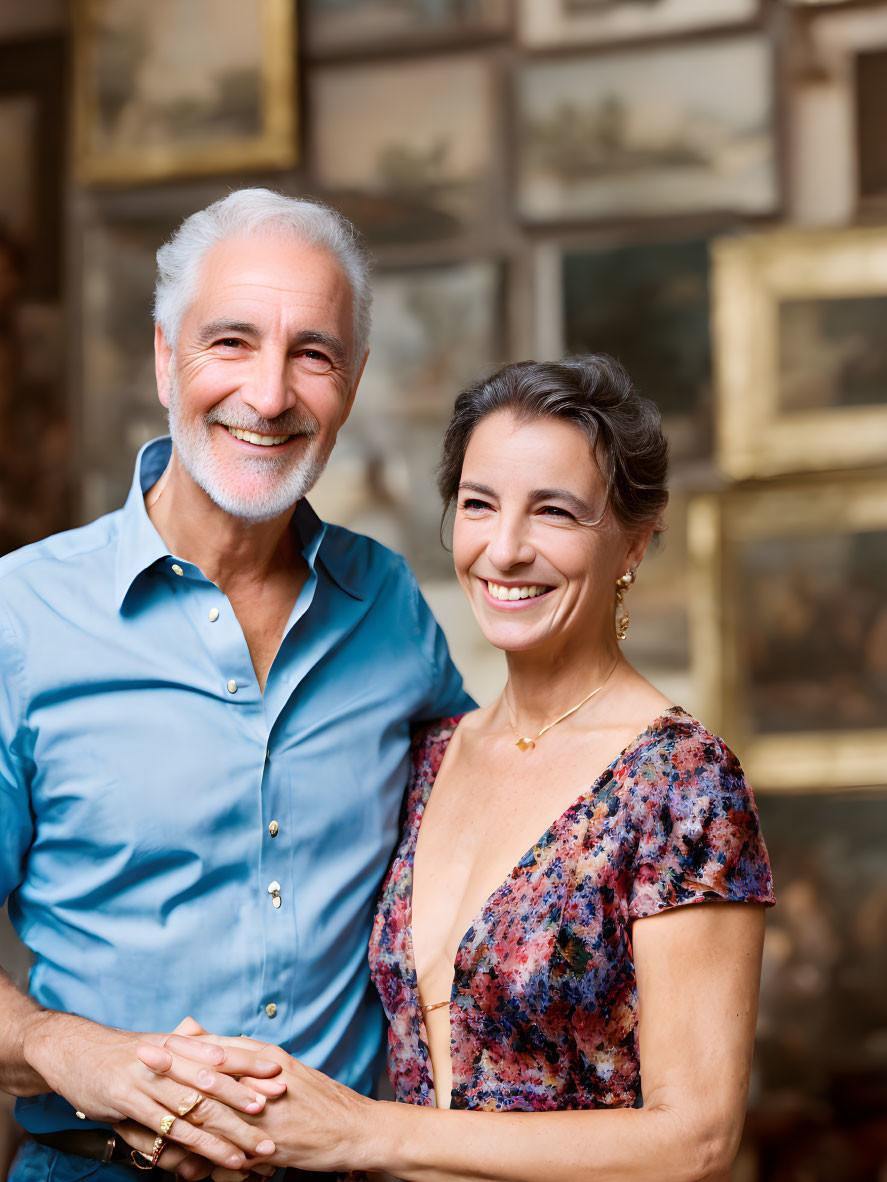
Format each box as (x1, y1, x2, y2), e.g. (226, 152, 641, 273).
(629, 706, 742, 772)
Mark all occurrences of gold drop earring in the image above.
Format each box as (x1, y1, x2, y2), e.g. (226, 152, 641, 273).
(615, 569, 636, 641)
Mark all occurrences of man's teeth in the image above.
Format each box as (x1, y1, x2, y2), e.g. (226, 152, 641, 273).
(486, 581, 549, 601)
(226, 426, 292, 446)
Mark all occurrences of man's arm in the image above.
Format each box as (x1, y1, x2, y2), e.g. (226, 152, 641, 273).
(0, 969, 49, 1096)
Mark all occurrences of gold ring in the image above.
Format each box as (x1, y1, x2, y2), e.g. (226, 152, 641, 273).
(177, 1091, 203, 1118)
(150, 1134, 166, 1167)
(131, 1149, 153, 1171)
(159, 1114, 175, 1136)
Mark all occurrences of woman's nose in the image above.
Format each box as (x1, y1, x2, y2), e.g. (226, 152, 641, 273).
(486, 514, 535, 570)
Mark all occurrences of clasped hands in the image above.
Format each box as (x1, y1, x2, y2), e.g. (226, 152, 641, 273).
(113, 1017, 375, 1180)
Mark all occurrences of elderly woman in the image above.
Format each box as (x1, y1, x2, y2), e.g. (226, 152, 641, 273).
(121, 356, 774, 1182)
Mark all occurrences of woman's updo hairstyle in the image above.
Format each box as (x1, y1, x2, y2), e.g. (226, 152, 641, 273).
(438, 355, 669, 536)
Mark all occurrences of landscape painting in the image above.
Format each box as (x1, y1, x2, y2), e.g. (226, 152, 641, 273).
(75, 0, 297, 182)
(517, 35, 777, 222)
(313, 55, 496, 244)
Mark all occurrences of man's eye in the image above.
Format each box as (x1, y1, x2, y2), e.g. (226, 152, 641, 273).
(297, 350, 334, 373)
(216, 338, 245, 349)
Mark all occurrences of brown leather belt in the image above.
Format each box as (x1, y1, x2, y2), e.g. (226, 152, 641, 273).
(32, 1130, 174, 1175)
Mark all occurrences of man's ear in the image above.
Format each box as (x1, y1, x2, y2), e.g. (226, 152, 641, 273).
(155, 324, 174, 410)
(340, 347, 369, 430)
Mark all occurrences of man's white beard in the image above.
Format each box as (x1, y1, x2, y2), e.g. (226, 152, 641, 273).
(167, 369, 327, 523)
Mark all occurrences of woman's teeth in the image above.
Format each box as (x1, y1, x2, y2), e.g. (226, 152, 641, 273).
(486, 581, 549, 601)
(226, 426, 292, 446)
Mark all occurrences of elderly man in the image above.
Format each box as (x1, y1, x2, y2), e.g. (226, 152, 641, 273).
(0, 189, 471, 1181)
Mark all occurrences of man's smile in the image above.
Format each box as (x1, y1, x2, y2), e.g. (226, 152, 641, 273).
(221, 425, 297, 448)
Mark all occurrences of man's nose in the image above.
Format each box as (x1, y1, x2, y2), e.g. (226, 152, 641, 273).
(486, 513, 535, 571)
(242, 352, 295, 422)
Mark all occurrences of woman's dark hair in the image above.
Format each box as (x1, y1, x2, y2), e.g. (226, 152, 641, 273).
(437, 355, 669, 535)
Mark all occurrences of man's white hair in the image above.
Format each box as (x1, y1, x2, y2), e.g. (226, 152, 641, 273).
(153, 188, 373, 365)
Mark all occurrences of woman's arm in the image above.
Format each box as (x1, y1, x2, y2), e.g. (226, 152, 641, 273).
(140, 901, 765, 1182)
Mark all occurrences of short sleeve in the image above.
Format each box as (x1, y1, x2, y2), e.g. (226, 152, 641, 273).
(409, 573, 476, 722)
(628, 726, 774, 920)
(0, 603, 35, 907)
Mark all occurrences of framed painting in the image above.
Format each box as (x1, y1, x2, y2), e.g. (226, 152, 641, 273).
(689, 475, 887, 791)
(711, 226, 887, 479)
(80, 211, 183, 520)
(312, 55, 497, 245)
(561, 238, 714, 463)
(73, 0, 297, 184)
(516, 35, 778, 223)
(309, 260, 504, 580)
(517, 0, 760, 49)
(744, 789, 887, 1177)
(786, 3, 887, 223)
(305, 0, 510, 56)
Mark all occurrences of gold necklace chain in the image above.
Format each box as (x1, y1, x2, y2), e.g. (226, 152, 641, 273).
(509, 659, 619, 752)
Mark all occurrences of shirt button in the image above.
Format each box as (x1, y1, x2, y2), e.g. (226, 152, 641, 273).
(268, 881, 281, 908)
(171, 564, 184, 576)
(265, 1003, 278, 1019)
(208, 608, 219, 622)
(268, 820, 279, 838)
(227, 679, 237, 694)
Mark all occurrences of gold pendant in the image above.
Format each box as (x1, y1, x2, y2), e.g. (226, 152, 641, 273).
(516, 737, 535, 751)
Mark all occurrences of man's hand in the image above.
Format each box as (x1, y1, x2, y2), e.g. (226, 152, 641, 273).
(20, 1009, 283, 1172)
(134, 1034, 378, 1174)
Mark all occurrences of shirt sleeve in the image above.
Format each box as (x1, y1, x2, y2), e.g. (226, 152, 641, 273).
(410, 575, 476, 721)
(0, 602, 34, 909)
(628, 727, 775, 920)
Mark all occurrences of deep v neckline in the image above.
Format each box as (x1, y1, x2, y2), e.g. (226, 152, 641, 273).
(405, 706, 685, 1101)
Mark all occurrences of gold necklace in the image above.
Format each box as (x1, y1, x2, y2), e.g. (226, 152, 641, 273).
(509, 659, 619, 751)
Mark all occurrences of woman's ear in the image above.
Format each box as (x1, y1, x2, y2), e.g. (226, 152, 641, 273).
(625, 525, 656, 573)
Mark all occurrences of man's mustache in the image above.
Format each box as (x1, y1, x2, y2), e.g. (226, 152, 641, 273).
(204, 406, 320, 437)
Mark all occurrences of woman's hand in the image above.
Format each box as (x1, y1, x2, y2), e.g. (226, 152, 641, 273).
(136, 1034, 377, 1173)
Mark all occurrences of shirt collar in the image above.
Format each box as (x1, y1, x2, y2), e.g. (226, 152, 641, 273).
(114, 437, 364, 612)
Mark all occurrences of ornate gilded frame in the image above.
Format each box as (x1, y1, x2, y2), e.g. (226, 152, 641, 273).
(689, 474, 887, 792)
(711, 225, 887, 478)
(74, 0, 297, 184)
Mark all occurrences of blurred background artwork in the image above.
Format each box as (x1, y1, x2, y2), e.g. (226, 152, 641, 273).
(0, 0, 886, 1178)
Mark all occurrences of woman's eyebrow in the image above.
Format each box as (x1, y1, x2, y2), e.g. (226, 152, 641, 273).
(529, 488, 594, 516)
(458, 482, 498, 497)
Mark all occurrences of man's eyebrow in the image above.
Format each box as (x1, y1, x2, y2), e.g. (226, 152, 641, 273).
(292, 330, 348, 366)
(196, 319, 259, 344)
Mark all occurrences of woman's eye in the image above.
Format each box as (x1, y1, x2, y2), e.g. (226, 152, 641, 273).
(540, 505, 573, 519)
(460, 498, 492, 512)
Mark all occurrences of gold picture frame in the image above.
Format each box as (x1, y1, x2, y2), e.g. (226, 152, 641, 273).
(711, 226, 887, 478)
(74, 0, 297, 184)
(689, 475, 887, 792)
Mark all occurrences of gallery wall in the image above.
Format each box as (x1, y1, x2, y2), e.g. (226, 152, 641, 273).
(0, 1, 885, 1178)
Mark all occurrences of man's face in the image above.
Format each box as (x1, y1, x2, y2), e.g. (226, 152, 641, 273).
(155, 232, 364, 522)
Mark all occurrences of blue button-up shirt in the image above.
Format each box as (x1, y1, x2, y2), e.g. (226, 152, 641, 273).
(0, 437, 471, 1134)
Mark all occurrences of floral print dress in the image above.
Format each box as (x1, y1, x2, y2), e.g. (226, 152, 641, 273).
(368, 706, 774, 1112)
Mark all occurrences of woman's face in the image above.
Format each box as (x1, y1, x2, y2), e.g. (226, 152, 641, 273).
(452, 410, 648, 657)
